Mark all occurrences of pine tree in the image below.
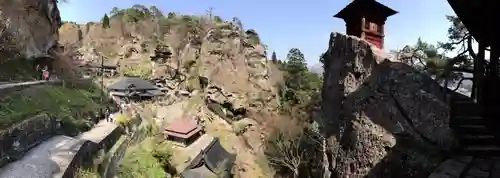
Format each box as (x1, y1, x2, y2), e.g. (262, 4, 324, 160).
(284, 48, 307, 74)
(102, 14, 110, 29)
(271, 51, 278, 64)
(284, 48, 308, 91)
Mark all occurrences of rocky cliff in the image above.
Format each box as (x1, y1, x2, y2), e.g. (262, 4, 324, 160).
(320, 33, 455, 178)
(59, 15, 281, 123)
(0, 0, 61, 59)
(59, 13, 281, 177)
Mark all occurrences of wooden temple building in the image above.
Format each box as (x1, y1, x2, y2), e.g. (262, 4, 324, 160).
(334, 0, 398, 50)
(164, 118, 203, 147)
(107, 77, 164, 101)
(447, 0, 500, 156)
(181, 138, 236, 178)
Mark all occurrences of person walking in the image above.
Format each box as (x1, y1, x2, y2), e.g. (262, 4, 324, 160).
(36, 64, 41, 80)
(105, 108, 110, 122)
(120, 102, 126, 114)
(42, 66, 50, 81)
(109, 112, 115, 123)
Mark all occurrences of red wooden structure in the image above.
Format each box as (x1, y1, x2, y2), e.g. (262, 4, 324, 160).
(334, 0, 398, 49)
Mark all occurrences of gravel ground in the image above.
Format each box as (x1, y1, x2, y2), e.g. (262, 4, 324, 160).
(0, 136, 85, 178)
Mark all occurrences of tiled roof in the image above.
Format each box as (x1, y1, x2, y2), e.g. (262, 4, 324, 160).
(165, 118, 198, 134)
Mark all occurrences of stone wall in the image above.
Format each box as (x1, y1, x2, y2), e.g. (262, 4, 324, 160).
(99, 114, 146, 178)
(61, 122, 124, 178)
(320, 33, 455, 178)
(0, 114, 58, 168)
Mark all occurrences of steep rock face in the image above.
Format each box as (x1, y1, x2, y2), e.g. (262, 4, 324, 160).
(59, 18, 281, 120)
(0, 0, 61, 58)
(320, 33, 455, 178)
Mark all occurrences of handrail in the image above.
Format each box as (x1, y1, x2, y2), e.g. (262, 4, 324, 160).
(0, 79, 61, 90)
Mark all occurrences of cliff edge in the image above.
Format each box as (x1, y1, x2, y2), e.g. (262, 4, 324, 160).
(320, 33, 456, 178)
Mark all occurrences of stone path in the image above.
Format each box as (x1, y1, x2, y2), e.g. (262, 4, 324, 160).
(428, 156, 500, 178)
(77, 119, 118, 143)
(0, 136, 84, 178)
(0, 120, 117, 178)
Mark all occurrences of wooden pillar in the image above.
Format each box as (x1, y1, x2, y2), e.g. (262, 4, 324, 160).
(361, 17, 366, 39)
(490, 45, 500, 105)
(491, 45, 499, 77)
(475, 42, 485, 104)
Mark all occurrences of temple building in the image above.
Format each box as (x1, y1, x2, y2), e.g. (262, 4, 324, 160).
(107, 77, 164, 101)
(334, 0, 398, 49)
(163, 118, 203, 147)
(181, 138, 236, 178)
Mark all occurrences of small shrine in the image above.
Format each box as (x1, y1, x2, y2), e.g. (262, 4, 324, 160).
(334, 0, 398, 49)
(164, 118, 203, 147)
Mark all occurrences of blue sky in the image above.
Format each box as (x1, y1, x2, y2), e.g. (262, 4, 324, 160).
(58, 0, 456, 66)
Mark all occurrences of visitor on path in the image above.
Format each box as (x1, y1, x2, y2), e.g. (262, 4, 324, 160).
(105, 108, 110, 122)
(108, 112, 115, 123)
(42, 66, 50, 81)
(120, 102, 126, 114)
(36, 64, 41, 79)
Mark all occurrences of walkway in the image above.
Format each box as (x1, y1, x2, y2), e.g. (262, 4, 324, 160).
(0, 136, 84, 178)
(77, 119, 118, 143)
(0, 120, 117, 178)
(428, 156, 500, 178)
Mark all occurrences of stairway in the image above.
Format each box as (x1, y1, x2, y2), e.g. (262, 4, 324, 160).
(450, 97, 500, 156)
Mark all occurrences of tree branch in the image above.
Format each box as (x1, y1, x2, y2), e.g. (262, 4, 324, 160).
(452, 77, 473, 92)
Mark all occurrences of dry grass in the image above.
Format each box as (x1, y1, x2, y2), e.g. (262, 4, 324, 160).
(182, 94, 204, 117)
(169, 146, 191, 171)
(121, 62, 153, 79)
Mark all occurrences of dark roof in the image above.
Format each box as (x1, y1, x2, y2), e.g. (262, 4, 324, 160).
(111, 90, 164, 97)
(447, 0, 494, 47)
(334, 0, 398, 20)
(181, 138, 236, 178)
(107, 77, 158, 91)
(180, 167, 215, 178)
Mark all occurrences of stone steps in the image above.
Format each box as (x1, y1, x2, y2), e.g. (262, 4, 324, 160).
(451, 100, 500, 157)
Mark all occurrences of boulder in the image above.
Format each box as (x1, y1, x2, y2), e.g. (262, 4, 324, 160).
(0, 0, 61, 58)
(320, 33, 455, 178)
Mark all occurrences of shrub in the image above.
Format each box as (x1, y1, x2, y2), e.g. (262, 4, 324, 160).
(114, 113, 132, 125)
(213, 16, 223, 23)
(121, 63, 153, 79)
(75, 168, 100, 178)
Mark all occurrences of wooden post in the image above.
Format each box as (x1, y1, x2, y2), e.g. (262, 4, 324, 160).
(490, 45, 500, 106)
(361, 17, 366, 39)
(476, 42, 485, 104)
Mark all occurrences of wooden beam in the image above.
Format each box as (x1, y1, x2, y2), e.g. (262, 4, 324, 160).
(475, 42, 485, 104)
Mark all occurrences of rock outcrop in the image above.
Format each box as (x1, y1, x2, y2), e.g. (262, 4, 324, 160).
(59, 16, 281, 124)
(0, 0, 61, 58)
(320, 33, 455, 178)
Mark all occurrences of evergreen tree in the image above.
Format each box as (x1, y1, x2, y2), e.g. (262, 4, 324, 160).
(149, 5, 164, 18)
(271, 51, 278, 63)
(110, 7, 120, 17)
(102, 14, 110, 29)
(284, 48, 307, 75)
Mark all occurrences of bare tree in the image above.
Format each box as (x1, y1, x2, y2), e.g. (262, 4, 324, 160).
(264, 119, 308, 178)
